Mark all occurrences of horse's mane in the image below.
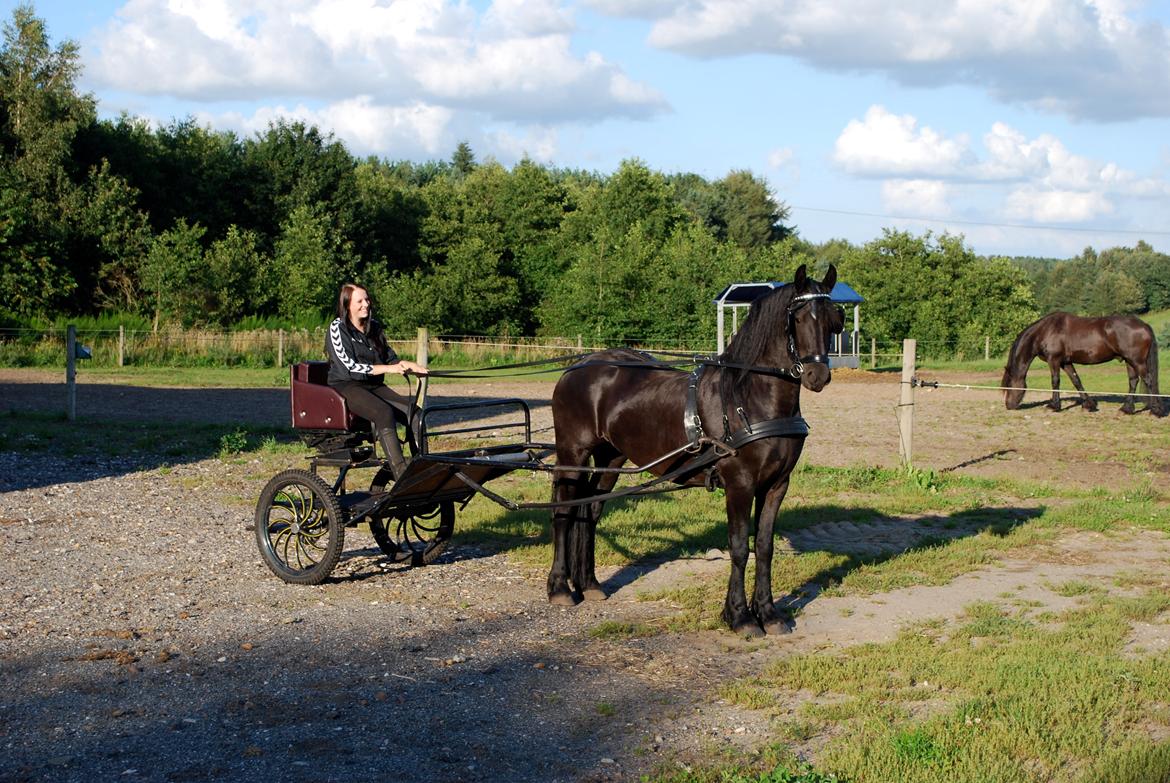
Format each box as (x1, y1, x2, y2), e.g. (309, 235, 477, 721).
(718, 283, 796, 402)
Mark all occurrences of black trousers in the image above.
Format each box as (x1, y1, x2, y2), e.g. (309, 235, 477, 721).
(332, 381, 414, 454)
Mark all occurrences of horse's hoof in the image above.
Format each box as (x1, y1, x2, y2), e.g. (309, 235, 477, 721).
(735, 622, 766, 639)
(548, 591, 577, 607)
(762, 618, 792, 635)
(582, 588, 608, 602)
(1121, 407, 1136, 415)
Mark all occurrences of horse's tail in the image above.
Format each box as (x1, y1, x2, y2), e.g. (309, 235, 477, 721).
(1144, 336, 1164, 417)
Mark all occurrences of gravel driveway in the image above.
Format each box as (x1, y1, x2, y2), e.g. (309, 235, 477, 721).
(2, 367, 1168, 782)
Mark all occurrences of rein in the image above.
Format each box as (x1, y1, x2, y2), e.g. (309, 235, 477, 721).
(418, 291, 834, 382)
(420, 352, 814, 382)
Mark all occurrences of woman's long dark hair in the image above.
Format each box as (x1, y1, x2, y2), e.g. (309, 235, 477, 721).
(337, 282, 388, 356)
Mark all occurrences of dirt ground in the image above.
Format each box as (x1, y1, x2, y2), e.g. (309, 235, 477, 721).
(1, 367, 1169, 782)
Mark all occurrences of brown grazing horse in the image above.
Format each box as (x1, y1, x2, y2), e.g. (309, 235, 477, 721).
(547, 264, 844, 636)
(1002, 312, 1163, 416)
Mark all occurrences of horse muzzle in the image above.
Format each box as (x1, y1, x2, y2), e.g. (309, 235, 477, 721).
(799, 360, 832, 392)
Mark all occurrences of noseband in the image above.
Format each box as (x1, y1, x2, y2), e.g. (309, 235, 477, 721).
(786, 292, 833, 376)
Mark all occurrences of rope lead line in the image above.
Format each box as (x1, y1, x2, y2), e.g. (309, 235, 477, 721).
(912, 377, 1170, 401)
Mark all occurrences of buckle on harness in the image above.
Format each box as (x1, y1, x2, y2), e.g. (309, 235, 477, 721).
(736, 406, 753, 435)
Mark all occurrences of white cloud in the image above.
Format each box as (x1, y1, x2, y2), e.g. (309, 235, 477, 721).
(209, 97, 456, 158)
(882, 179, 951, 217)
(484, 125, 560, 162)
(1004, 187, 1114, 223)
(979, 121, 1170, 196)
(832, 106, 1169, 227)
(87, 0, 667, 123)
(833, 106, 971, 177)
(767, 147, 793, 170)
(611, 0, 1170, 121)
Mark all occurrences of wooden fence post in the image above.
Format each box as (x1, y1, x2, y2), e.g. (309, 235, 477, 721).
(898, 338, 916, 467)
(985, 335, 990, 361)
(870, 337, 876, 369)
(416, 327, 429, 409)
(118, 325, 125, 367)
(277, 328, 284, 368)
(66, 325, 77, 422)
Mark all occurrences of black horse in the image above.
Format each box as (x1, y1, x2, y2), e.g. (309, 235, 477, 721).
(547, 264, 844, 636)
(1002, 312, 1163, 416)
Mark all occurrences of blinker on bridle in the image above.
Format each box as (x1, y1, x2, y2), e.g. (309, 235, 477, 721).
(786, 292, 833, 377)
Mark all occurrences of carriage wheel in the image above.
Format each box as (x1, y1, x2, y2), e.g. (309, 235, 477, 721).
(254, 469, 345, 584)
(366, 466, 455, 567)
(368, 502, 455, 565)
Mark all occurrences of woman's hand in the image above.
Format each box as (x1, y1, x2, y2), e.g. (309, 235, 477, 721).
(374, 361, 428, 376)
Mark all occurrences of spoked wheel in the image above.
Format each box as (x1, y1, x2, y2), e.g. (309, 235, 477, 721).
(254, 469, 345, 584)
(366, 468, 455, 566)
(369, 502, 456, 567)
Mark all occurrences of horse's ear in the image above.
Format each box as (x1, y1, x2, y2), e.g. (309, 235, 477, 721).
(822, 264, 837, 291)
(793, 264, 807, 287)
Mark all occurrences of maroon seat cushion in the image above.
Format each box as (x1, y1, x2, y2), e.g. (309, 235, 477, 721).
(290, 361, 366, 431)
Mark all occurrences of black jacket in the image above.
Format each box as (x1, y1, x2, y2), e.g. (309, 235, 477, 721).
(326, 317, 399, 385)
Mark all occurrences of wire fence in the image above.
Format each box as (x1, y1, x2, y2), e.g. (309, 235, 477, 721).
(0, 326, 1016, 370)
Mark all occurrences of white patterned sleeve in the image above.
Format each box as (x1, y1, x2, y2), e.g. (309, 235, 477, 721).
(328, 318, 373, 375)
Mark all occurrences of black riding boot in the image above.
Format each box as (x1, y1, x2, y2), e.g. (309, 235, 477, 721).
(376, 427, 408, 481)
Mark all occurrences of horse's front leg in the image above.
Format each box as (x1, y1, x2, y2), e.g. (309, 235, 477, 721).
(1062, 364, 1096, 412)
(751, 479, 792, 635)
(1047, 360, 1062, 411)
(1120, 362, 1139, 414)
(570, 452, 625, 602)
(722, 484, 762, 637)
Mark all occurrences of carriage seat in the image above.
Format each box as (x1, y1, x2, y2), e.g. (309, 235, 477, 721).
(290, 361, 370, 432)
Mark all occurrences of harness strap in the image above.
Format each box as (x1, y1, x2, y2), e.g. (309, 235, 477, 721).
(724, 415, 810, 449)
(683, 365, 706, 448)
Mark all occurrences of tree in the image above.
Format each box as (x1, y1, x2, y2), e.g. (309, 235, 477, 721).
(139, 219, 206, 329)
(0, 4, 95, 310)
(272, 203, 352, 323)
(352, 159, 425, 274)
(242, 120, 360, 252)
(0, 164, 73, 315)
(717, 169, 790, 250)
(204, 225, 271, 324)
(451, 141, 476, 178)
(66, 159, 152, 312)
(834, 230, 1038, 356)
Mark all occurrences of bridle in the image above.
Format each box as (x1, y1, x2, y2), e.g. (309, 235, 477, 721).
(785, 291, 834, 377)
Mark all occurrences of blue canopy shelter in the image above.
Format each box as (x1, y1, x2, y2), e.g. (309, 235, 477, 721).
(713, 280, 865, 368)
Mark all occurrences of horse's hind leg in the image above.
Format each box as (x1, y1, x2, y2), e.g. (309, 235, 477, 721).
(1062, 364, 1096, 411)
(1120, 362, 1140, 414)
(1047, 361, 1063, 411)
(549, 448, 590, 606)
(751, 479, 793, 635)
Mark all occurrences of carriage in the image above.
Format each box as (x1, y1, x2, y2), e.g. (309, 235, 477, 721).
(252, 360, 554, 584)
(255, 264, 843, 637)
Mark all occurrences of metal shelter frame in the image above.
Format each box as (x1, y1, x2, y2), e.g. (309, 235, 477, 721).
(714, 281, 865, 368)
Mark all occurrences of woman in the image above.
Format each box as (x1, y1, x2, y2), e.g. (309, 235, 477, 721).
(326, 283, 427, 480)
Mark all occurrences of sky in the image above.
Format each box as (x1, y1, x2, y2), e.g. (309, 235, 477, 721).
(9, 0, 1170, 259)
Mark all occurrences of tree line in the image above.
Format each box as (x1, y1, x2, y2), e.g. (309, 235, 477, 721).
(1, 4, 1167, 356)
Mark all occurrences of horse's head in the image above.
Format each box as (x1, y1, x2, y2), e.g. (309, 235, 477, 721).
(1002, 365, 1025, 409)
(789, 263, 845, 393)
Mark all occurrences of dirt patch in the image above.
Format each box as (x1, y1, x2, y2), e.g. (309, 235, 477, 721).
(2, 368, 1169, 782)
